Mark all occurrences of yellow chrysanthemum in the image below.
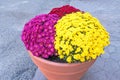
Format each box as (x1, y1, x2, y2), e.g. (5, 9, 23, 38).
(73, 54, 80, 60)
(54, 12, 110, 63)
(66, 56, 72, 63)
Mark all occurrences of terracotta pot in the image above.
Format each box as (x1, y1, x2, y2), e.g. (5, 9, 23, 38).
(28, 51, 96, 80)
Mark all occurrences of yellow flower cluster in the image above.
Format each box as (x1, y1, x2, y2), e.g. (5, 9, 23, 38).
(54, 12, 110, 63)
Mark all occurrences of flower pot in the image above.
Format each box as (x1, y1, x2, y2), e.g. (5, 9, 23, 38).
(28, 51, 96, 80)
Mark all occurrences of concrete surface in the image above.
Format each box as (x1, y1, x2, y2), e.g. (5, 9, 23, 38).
(0, 0, 120, 80)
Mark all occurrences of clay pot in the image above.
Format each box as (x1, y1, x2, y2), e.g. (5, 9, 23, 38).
(28, 51, 96, 80)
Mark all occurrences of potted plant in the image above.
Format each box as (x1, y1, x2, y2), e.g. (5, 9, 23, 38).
(21, 5, 110, 80)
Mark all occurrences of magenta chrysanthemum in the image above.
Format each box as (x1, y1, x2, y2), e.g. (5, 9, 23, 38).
(21, 14, 59, 58)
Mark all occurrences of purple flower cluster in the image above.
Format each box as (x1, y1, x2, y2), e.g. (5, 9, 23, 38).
(21, 14, 59, 58)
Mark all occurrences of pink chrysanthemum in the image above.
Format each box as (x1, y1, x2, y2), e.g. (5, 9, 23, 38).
(21, 14, 59, 58)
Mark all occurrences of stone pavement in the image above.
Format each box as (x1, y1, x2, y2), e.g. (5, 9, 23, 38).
(0, 0, 120, 80)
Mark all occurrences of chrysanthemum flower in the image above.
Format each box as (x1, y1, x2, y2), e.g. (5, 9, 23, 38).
(21, 14, 59, 58)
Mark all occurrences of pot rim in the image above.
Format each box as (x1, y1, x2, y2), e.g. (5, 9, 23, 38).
(28, 50, 95, 66)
